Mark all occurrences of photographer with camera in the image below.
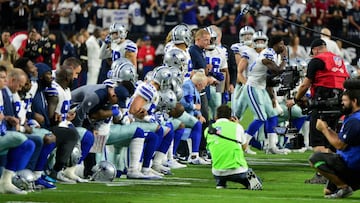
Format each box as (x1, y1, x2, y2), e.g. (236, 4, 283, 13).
(204, 104, 262, 190)
(286, 38, 349, 184)
(308, 79, 360, 198)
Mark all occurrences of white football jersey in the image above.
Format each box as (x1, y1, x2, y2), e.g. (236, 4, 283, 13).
(111, 39, 138, 62)
(205, 46, 228, 72)
(230, 42, 249, 57)
(130, 81, 159, 117)
(241, 47, 260, 79)
(50, 81, 72, 122)
(247, 48, 277, 89)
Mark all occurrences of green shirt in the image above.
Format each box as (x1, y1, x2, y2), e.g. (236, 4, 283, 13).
(204, 118, 248, 176)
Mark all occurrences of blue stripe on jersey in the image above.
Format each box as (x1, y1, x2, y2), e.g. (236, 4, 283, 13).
(247, 85, 265, 121)
(126, 45, 137, 52)
(232, 47, 240, 54)
(45, 87, 58, 96)
(139, 89, 152, 102)
(263, 53, 274, 60)
(141, 85, 154, 97)
(241, 52, 250, 59)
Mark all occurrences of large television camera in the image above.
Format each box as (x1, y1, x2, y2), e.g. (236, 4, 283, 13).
(303, 89, 343, 118)
(267, 64, 302, 97)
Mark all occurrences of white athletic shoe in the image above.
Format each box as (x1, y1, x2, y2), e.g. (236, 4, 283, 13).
(0, 183, 28, 195)
(152, 164, 172, 175)
(63, 166, 89, 183)
(141, 168, 163, 180)
(188, 156, 211, 165)
(126, 170, 147, 179)
(166, 159, 187, 169)
(245, 147, 257, 155)
(266, 147, 288, 155)
(50, 171, 76, 184)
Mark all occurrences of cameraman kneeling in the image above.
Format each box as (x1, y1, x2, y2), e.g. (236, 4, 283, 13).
(204, 105, 262, 190)
(309, 81, 360, 198)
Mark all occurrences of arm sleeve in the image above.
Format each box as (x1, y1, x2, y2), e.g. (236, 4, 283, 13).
(306, 58, 325, 81)
(339, 118, 360, 146)
(180, 83, 194, 112)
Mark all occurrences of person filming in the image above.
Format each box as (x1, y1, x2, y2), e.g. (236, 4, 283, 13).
(309, 79, 360, 199)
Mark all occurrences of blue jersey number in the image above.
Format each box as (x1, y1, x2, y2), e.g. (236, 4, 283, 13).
(112, 50, 121, 61)
(60, 100, 70, 121)
(206, 57, 221, 73)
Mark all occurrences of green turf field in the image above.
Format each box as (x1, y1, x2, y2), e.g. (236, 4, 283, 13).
(2, 109, 359, 202)
(1, 151, 359, 203)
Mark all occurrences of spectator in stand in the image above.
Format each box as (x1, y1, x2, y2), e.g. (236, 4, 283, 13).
(212, 0, 229, 29)
(304, 0, 326, 37)
(162, 0, 180, 34)
(137, 35, 156, 80)
(46, 0, 61, 31)
(19, 28, 42, 63)
(288, 35, 308, 60)
(73, 0, 92, 31)
(326, 0, 347, 38)
(48, 33, 61, 70)
(86, 28, 102, 85)
(90, 0, 106, 29)
(320, 28, 342, 56)
(197, 0, 212, 28)
(348, 0, 360, 38)
(40, 27, 56, 69)
(12, 0, 31, 31)
(257, 0, 273, 33)
(74, 30, 89, 88)
(60, 32, 78, 65)
(0, 31, 19, 65)
(144, 0, 163, 36)
(273, 0, 291, 20)
(290, 0, 306, 21)
(222, 12, 240, 35)
(179, 0, 198, 30)
(128, 0, 146, 34)
(271, 18, 290, 37)
(58, 0, 76, 32)
(30, 0, 47, 32)
(336, 40, 352, 64)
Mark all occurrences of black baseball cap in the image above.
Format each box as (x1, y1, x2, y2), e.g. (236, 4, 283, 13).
(310, 39, 326, 55)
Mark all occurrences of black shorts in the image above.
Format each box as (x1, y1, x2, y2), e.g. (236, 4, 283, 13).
(309, 152, 360, 190)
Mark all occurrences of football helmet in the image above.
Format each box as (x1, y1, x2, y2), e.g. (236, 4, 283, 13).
(170, 80, 183, 101)
(90, 161, 117, 182)
(12, 169, 36, 191)
(163, 49, 188, 71)
(152, 66, 172, 90)
(144, 70, 154, 81)
(239, 26, 255, 46)
(205, 26, 218, 50)
(66, 145, 82, 167)
(171, 24, 193, 47)
(158, 89, 177, 111)
(109, 58, 137, 84)
(252, 31, 268, 49)
(169, 67, 184, 84)
(109, 23, 128, 43)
